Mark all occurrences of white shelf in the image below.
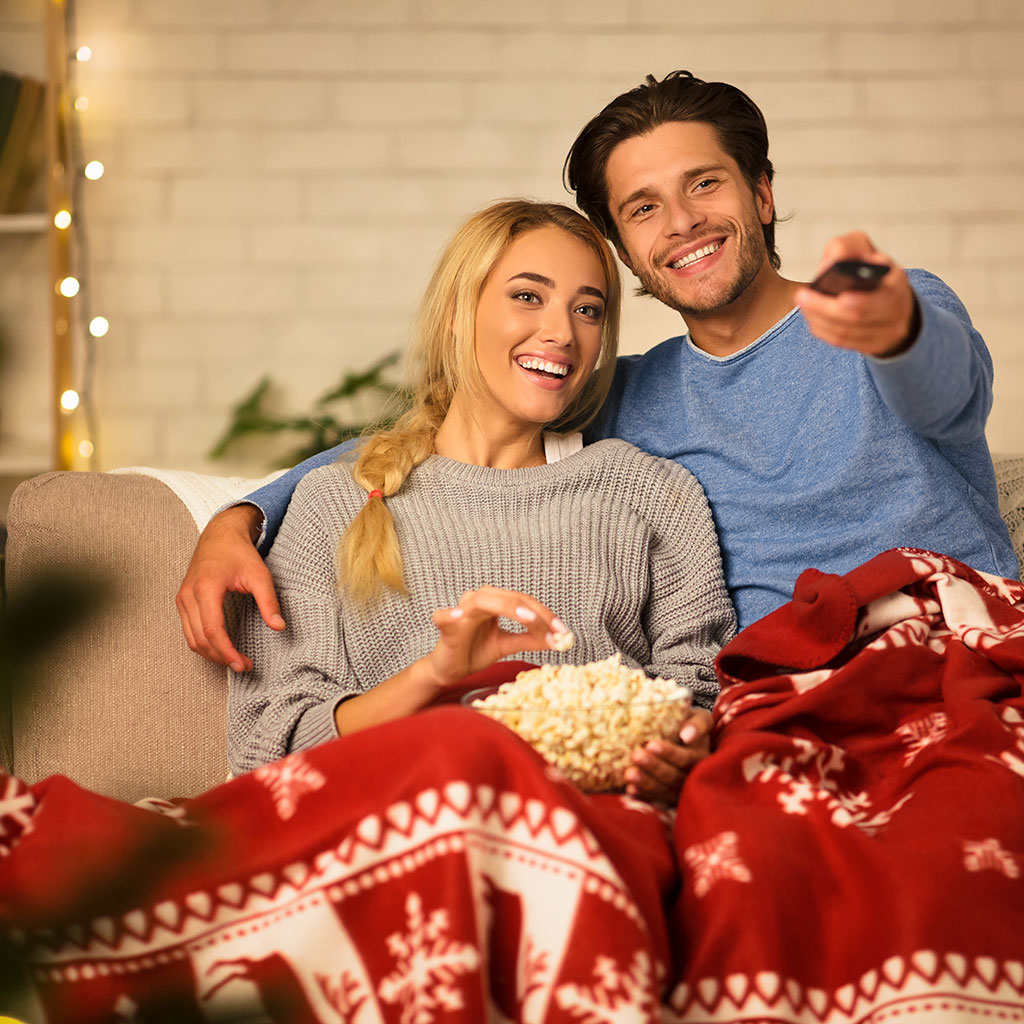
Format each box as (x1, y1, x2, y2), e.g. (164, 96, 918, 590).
(0, 212, 48, 234)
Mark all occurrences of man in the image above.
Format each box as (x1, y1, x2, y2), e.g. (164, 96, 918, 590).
(177, 69, 1018, 670)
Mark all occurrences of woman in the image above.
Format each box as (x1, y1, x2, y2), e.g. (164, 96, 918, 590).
(227, 199, 736, 797)
(0, 202, 735, 1024)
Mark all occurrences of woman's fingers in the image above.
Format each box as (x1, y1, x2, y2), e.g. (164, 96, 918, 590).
(435, 587, 572, 651)
(426, 588, 573, 688)
(677, 706, 714, 747)
(624, 707, 715, 804)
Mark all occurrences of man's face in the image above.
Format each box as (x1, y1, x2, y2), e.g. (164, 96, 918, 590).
(604, 121, 774, 318)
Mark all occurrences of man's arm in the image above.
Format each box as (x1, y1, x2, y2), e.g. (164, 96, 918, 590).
(795, 231, 993, 442)
(860, 270, 993, 441)
(250, 442, 357, 552)
(176, 441, 354, 670)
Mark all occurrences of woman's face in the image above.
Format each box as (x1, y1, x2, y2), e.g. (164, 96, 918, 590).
(471, 226, 607, 433)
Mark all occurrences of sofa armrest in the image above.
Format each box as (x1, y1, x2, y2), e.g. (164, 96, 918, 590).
(993, 454, 1024, 576)
(4, 471, 228, 801)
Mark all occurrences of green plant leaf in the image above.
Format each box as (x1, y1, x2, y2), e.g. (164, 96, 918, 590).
(209, 353, 409, 468)
(316, 351, 401, 404)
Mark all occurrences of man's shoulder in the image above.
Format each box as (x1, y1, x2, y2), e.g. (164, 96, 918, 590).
(613, 334, 687, 380)
(587, 337, 688, 445)
(905, 267, 962, 305)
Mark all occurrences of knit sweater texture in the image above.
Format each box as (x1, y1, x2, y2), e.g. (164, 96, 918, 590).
(227, 438, 736, 775)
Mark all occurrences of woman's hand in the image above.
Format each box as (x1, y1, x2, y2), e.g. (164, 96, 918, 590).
(335, 587, 571, 736)
(425, 586, 572, 690)
(624, 706, 714, 806)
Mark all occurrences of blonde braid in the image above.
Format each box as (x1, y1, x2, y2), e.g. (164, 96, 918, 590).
(338, 390, 446, 603)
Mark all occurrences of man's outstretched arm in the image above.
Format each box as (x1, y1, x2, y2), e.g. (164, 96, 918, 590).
(795, 230, 993, 442)
(176, 442, 353, 669)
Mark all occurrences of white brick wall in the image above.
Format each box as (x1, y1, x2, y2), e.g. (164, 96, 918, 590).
(0, 0, 1021, 477)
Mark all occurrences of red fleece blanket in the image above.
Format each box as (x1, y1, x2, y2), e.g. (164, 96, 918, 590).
(0, 665, 677, 1023)
(1, 547, 1022, 1023)
(667, 547, 1024, 1023)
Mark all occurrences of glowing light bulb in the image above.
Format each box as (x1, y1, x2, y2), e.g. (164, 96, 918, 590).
(59, 276, 80, 297)
(54, 209, 72, 229)
(75, 45, 92, 62)
(89, 316, 109, 337)
(75, 96, 89, 112)
(79, 439, 95, 458)
(84, 160, 104, 180)
(60, 389, 80, 411)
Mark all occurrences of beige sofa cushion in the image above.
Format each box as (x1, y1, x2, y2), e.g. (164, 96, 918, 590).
(4, 471, 228, 800)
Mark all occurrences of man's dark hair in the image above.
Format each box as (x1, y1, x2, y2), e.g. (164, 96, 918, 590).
(564, 70, 781, 270)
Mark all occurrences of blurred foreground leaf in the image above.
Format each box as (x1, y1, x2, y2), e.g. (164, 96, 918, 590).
(0, 569, 109, 1018)
(0, 573, 221, 1018)
(0, 570, 107, 701)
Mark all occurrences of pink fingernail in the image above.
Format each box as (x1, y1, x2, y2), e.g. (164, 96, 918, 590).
(551, 617, 567, 634)
(449, 608, 464, 619)
(515, 606, 537, 622)
(680, 725, 697, 744)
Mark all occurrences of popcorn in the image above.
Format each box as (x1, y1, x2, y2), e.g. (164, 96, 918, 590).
(548, 628, 575, 652)
(469, 653, 691, 792)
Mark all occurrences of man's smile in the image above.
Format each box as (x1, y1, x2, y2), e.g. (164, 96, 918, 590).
(667, 239, 724, 271)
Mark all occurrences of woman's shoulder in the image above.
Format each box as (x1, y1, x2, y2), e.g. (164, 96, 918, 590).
(291, 459, 362, 510)
(584, 437, 701, 484)
(579, 439, 713, 522)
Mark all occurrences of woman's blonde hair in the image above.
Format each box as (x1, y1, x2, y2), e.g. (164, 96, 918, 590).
(339, 198, 621, 603)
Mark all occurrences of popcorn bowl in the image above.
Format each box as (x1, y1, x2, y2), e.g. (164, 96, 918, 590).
(462, 654, 691, 792)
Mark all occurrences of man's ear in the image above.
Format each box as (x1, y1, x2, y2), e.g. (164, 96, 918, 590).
(755, 172, 774, 227)
(616, 245, 636, 275)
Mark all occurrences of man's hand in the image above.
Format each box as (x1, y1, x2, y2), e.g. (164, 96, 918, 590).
(175, 504, 285, 671)
(624, 706, 714, 806)
(796, 231, 920, 358)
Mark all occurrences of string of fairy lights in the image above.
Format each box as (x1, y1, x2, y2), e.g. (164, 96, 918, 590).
(49, 0, 105, 469)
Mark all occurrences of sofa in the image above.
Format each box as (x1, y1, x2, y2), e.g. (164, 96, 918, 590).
(3, 456, 1024, 804)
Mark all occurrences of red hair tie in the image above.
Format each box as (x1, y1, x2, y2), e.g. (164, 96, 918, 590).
(367, 489, 383, 500)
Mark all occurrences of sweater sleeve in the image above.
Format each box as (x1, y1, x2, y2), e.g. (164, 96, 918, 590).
(227, 469, 359, 775)
(864, 269, 994, 442)
(632, 453, 737, 710)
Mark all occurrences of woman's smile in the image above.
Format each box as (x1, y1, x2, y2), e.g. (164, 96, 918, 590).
(471, 225, 606, 432)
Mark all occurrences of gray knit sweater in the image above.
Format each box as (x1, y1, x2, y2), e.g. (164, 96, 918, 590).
(227, 438, 736, 775)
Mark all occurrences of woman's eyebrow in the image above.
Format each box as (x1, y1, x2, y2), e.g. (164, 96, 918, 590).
(507, 271, 555, 287)
(508, 271, 606, 301)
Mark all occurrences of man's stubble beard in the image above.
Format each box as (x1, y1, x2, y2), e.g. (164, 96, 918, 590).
(632, 220, 769, 319)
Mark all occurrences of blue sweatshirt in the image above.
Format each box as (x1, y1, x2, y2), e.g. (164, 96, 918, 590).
(584, 269, 1019, 627)
(241, 269, 1019, 630)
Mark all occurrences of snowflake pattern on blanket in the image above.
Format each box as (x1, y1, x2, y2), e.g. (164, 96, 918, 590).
(1, 548, 1022, 1023)
(666, 548, 1024, 1024)
(0, 701, 675, 1023)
